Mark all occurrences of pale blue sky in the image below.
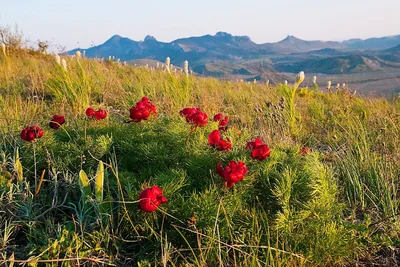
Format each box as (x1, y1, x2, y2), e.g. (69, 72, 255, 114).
(1, 0, 400, 50)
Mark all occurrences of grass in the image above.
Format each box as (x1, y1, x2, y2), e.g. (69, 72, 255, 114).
(0, 48, 399, 266)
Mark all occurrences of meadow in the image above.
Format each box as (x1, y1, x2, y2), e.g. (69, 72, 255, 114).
(0, 48, 399, 266)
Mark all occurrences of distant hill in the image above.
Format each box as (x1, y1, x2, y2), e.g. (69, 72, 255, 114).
(343, 35, 400, 50)
(275, 55, 386, 74)
(376, 44, 400, 62)
(68, 32, 400, 77)
(267, 35, 345, 53)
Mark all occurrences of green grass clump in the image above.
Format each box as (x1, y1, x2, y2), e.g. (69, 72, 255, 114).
(0, 49, 399, 266)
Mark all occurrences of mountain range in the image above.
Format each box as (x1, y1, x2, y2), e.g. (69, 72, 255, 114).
(68, 32, 400, 79)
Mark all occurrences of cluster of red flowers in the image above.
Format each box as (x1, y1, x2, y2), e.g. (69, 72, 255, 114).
(179, 108, 208, 127)
(216, 161, 248, 188)
(138, 186, 168, 212)
(18, 96, 314, 213)
(129, 97, 157, 123)
(49, 115, 65, 130)
(86, 108, 107, 120)
(246, 138, 271, 161)
(213, 113, 229, 131)
(208, 130, 232, 151)
(20, 126, 44, 142)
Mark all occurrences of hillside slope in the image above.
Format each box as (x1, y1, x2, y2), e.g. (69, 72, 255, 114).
(0, 50, 399, 266)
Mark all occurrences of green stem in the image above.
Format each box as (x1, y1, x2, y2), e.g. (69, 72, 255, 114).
(289, 82, 300, 136)
(33, 142, 37, 191)
(185, 125, 197, 148)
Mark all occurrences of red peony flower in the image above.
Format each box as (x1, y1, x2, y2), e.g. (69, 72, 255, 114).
(129, 97, 157, 123)
(20, 126, 44, 142)
(208, 130, 232, 151)
(86, 108, 95, 117)
(180, 107, 208, 127)
(300, 146, 311, 156)
(251, 145, 271, 161)
(246, 138, 263, 150)
(138, 186, 168, 212)
(180, 108, 199, 121)
(94, 109, 107, 120)
(246, 138, 271, 161)
(49, 115, 65, 129)
(86, 108, 107, 120)
(188, 110, 208, 127)
(218, 116, 229, 131)
(216, 160, 248, 188)
(213, 113, 223, 121)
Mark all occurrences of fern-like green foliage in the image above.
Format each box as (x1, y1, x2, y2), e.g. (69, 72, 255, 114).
(273, 151, 359, 263)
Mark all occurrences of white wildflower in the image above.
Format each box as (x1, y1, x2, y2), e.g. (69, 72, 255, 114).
(327, 81, 332, 90)
(1, 43, 5, 56)
(61, 59, 67, 71)
(295, 71, 305, 85)
(183, 60, 189, 77)
(165, 57, 171, 72)
(75, 51, 81, 59)
(313, 76, 317, 84)
(54, 54, 61, 65)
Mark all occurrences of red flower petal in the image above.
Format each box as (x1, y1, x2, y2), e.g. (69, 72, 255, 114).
(213, 113, 223, 121)
(86, 108, 95, 117)
(138, 186, 167, 213)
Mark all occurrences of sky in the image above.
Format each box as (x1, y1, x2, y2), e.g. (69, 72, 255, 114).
(1, 0, 400, 50)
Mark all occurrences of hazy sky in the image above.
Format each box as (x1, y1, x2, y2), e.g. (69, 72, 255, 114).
(1, 0, 400, 50)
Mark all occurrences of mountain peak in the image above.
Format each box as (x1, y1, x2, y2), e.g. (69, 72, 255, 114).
(107, 34, 122, 42)
(144, 35, 157, 42)
(215, 31, 233, 38)
(279, 35, 303, 43)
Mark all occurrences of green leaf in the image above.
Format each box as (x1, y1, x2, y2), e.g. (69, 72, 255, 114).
(78, 170, 92, 199)
(95, 161, 104, 201)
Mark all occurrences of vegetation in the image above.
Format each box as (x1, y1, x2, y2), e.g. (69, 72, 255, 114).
(0, 48, 399, 266)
